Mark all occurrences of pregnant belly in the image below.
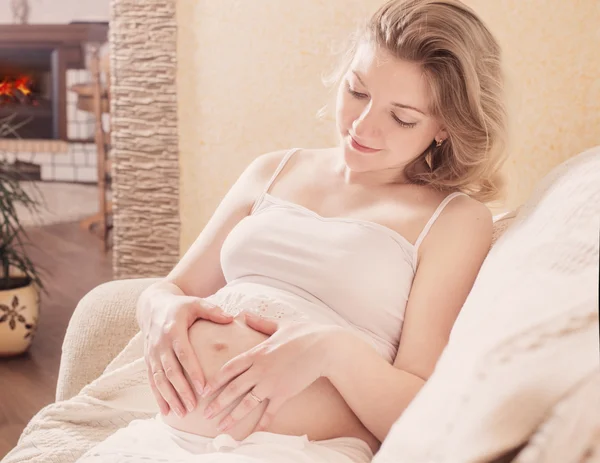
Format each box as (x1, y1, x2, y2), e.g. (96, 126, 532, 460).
(161, 314, 380, 453)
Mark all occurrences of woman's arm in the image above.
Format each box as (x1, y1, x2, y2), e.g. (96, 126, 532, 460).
(161, 150, 289, 299)
(137, 149, 289, 415)
(324, 197, 493, 442)
(137, 149, 290, 325)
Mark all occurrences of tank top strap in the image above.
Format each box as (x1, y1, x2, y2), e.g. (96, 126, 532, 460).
(413, 192, 469, 253)
(251, 148, 301, 214)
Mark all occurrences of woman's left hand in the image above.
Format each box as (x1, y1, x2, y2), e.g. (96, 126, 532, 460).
(200, 311, 337, 433)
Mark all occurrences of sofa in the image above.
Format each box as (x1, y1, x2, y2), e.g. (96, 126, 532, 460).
(4, 146, 599, 463)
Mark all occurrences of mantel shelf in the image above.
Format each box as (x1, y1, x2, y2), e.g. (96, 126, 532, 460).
(0, 23, 108, 47)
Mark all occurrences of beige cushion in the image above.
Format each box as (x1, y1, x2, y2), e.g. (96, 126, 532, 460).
(513, 370, 600, 463)
(56, 278, 159, 401)
(492, 208, 519, 246)
(373, 145, 600, 462)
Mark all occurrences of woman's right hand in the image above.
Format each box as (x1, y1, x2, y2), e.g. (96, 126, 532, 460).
(140, 292, 234, 418)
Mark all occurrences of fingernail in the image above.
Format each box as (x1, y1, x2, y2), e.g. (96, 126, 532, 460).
(201, 385, 212, 398)
(176, 407, 186, 418)
(203, 406, 213, 419)
(185, 399, 195, 413)
(194, 380, 204, 395)
(217, 419, 230, 432)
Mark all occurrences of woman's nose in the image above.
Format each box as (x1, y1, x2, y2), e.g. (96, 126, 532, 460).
(352, 105, 380, 139)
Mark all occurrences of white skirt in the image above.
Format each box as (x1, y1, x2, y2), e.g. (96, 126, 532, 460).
(76, 414, 374, 463)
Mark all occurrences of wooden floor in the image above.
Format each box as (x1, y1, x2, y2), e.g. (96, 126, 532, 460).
(0, 221, 113, 459)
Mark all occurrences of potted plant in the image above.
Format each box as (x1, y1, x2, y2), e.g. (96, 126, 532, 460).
(0, 160, 47, 357)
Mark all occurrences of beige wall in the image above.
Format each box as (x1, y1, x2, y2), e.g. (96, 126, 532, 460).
(177, 0, 381, 252)
(465, 0, 600, 213)
(0, 0, 109, 23)
(177, 0, 600, 254)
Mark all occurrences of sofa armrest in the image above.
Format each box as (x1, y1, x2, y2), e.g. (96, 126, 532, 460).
(492, 206, 520, 247)
(55, 277, 160, 401)
(513, 371, 600, 463)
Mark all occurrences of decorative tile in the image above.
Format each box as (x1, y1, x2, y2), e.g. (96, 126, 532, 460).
(75, 166, 97, 183)
(53, 166, 75, 182)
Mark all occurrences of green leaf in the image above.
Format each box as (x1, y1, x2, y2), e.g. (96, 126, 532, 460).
(0, 160, 47, 295)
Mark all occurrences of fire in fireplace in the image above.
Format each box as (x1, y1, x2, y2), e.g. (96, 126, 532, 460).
(0, 75, 34, 102)
(0, 48, 56, 140)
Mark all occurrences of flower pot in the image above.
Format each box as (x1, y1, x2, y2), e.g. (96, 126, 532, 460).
(0, 277, 40, 357)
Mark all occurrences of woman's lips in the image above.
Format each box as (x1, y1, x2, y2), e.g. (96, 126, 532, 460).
(349, 136, 382, 154)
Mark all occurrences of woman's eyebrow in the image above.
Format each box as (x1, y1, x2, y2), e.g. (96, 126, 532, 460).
(391, 101, 427, 116)
(351, 70, 427, 116)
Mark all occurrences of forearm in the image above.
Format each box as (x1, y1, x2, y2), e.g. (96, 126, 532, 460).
(324, 329, 425, 442)
(136, 279, 186, 329)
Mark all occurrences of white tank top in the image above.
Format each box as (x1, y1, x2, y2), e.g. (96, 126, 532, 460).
(205, 148, 468, 362)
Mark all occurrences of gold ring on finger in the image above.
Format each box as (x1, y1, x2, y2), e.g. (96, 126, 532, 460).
(248, 390, 263, 404)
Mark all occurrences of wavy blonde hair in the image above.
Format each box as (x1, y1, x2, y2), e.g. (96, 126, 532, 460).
(324, 0, 509, 202)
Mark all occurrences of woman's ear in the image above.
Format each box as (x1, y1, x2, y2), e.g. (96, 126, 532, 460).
(435, 128, 448, 142)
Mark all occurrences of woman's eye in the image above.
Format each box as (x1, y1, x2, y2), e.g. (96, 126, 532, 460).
(345, 81, 416, 129)
(391, 112, 417, 129)
(346, 83, 368, 99)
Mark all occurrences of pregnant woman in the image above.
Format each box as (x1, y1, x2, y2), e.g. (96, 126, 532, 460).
(79, 0, 508, 461)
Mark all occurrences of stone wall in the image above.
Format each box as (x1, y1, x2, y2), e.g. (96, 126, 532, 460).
(110, 0, 179, 279)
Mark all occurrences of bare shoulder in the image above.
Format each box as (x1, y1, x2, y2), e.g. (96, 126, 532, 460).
(248, 147, 336, 184)
(246, 149, 292, 181)
(444, 193, 492, 221)
(423, 192, 493, 256)
(435, 193, 492, 238)
(276, 146, 338, 166)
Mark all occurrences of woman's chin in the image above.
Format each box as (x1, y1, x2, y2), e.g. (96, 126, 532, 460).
(342, 145, 383, 172)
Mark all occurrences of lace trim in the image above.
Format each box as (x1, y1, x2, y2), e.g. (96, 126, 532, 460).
(204, 290, 309, 322)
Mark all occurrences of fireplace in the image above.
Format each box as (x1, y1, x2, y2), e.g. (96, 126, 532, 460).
(0, 48, 57, 139)
(0, 24, 108, 143)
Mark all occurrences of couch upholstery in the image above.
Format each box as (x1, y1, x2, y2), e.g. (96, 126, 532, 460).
(56, 278, 160, 402)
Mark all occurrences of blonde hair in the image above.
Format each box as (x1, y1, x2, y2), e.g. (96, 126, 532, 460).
(324, 0, 509, 203)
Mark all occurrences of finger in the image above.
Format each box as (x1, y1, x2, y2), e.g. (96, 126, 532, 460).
(204, 374, 254, 420)
(160, 350, 197, 414)
(149, 353, 187, 418)
(146, 365, 170, 415)
(252, 397, 284, 433)
(243, 311, 279, 335)
(217, 388, 267, 432)
(193, 300, 235, 324)
(172, 333, 206, 396)
(201, 350, 254, 398)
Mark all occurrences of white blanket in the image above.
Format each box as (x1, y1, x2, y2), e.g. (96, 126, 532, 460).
(3, 332, 156, 463)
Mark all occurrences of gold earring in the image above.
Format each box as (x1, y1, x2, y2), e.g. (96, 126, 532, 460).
(436, 139, 444, 147)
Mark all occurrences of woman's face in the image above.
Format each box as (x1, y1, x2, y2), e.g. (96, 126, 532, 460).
(336, 41, 447, 179)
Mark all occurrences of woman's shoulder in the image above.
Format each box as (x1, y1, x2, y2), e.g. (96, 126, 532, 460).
(416, 188, 493, 248)
(384, 184, 492, 247)
(391, 182, 489, 217)
(248, 147, 337, 180)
